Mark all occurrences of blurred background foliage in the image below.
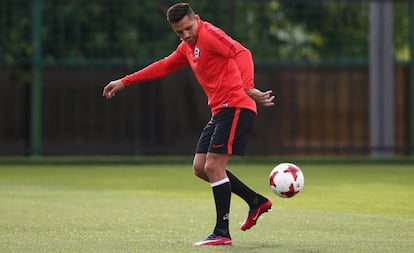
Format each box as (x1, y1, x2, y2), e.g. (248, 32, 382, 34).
(0, 0, 412, 156)
(0, 0, 410, 68)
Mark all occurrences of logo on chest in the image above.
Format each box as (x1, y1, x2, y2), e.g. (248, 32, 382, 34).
(193, 47, 201, 59)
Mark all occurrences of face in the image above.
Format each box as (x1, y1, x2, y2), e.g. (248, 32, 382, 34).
(170, 15, 199, 45)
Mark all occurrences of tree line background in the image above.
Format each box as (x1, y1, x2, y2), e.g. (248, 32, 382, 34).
(2, 1, 410, 67)
(0, 0, 412, 156)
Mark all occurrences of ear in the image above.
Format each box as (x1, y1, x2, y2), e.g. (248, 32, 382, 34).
(195, 14, 200, 21)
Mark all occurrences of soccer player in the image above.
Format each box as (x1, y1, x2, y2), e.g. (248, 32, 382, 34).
(102, 2, 275, 246)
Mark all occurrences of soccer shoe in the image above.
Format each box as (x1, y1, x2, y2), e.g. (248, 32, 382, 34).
(240, 197, 272, 231)
(193, 234, 232, 246)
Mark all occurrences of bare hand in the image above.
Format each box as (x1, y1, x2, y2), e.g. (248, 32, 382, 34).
(245, 88, 275, 107)
(102, 79, 125, 99)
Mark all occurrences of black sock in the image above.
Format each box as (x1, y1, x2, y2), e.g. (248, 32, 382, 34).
(211, 178, 231, 238)
(226, 169, 267, 208)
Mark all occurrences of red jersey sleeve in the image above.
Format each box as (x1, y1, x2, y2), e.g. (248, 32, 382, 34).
(121, 44, 188, 86)
(205, 26, 255, 90)
(234, 49, 255, 90)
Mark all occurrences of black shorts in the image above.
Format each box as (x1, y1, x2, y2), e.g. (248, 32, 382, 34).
(195, 108, 255, 156)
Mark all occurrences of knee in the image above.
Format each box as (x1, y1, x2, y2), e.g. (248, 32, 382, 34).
(193, 159, 208, 180)
(203, 162, 216, 176)
(193, 163, 204, 178)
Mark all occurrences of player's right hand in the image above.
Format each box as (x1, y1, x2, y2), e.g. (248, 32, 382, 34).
(102, 79, 125, 99)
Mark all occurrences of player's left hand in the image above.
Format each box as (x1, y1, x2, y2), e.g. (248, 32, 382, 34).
(245, 88, 275, 107)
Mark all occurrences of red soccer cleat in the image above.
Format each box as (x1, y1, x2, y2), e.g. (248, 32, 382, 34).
(193, 234, 232, 246)
(240, 197, 272, 231)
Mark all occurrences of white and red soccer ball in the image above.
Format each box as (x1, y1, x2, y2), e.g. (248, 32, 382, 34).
(269, 163, 304, 198)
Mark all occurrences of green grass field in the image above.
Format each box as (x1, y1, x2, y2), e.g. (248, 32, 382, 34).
(1, 157, 413, 253)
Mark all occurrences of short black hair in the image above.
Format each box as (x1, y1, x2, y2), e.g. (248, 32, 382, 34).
(166, 3, 195, 23)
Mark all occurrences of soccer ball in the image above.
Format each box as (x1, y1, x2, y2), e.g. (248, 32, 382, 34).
(269, 163, 304, 198)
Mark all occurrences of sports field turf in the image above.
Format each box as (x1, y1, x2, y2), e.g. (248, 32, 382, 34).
(0, 157, 413, 252)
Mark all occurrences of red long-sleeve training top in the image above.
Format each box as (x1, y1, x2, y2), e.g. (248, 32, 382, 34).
(121, 19, 257, 115)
